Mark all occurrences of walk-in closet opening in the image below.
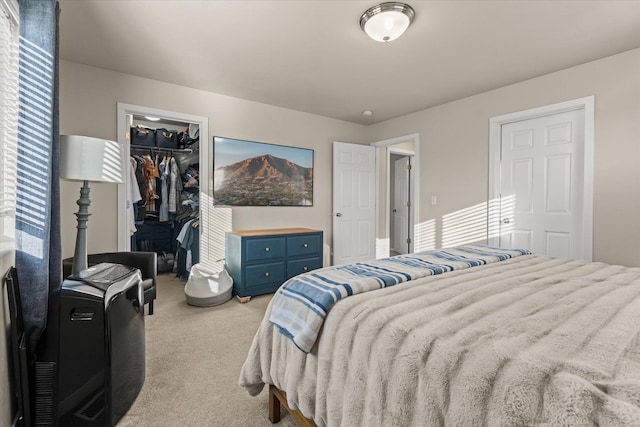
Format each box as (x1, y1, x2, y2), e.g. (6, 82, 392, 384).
(116, 103, 210, 280)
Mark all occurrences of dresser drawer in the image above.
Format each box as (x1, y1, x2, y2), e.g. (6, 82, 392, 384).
(246, 237, 286, 262)
(286, 234, 321, 257)
(245, 262, 286, 287)
(287, 257, 322, 279)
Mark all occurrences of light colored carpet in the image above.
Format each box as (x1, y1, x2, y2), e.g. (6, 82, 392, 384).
(117, 273, 297, 427)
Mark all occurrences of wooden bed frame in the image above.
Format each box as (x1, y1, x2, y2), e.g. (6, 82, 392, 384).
(269, 385, 317, 427)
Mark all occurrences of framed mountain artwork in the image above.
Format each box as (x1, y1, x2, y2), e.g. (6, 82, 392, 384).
(213, 136, 314, 206)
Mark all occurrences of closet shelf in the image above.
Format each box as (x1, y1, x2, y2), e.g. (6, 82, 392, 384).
(130, 144, 196, 154)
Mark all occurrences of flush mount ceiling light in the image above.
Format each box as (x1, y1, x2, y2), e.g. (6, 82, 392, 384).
(360, 2, 415, 42)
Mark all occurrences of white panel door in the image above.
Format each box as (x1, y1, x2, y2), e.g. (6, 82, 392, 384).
(393, 156, 409, 254)
(332, 142, 376, 265)
(499, 109, 585, 259)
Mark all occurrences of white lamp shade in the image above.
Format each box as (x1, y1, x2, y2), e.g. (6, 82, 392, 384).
(59, 135, 124, 183)
(360, 2, 415, 43)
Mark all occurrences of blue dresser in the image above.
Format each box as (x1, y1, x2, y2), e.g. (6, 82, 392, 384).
(225, 228, 324, 301)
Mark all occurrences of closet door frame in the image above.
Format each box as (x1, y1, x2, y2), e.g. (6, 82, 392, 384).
(116, 103, 210, 253)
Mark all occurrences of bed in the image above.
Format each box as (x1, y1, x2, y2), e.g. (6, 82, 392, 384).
(239, 245, 640, 426)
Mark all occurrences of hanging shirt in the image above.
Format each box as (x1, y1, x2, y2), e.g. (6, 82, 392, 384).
(176, 217, 198, 273)
(169, 157, 182, 213)
(143, 155, 159, 212)
(159, 157, 169, 222)
(129, 156, 142, 235)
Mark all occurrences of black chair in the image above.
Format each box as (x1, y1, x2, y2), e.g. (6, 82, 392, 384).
(63, 252, 157, 315)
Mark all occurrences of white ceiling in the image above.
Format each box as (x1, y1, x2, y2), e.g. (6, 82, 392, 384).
(58, 1, 640, 125)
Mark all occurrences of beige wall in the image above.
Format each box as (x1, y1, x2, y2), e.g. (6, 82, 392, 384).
(366, 48, 640, 267)
(59, 60, 368, 260)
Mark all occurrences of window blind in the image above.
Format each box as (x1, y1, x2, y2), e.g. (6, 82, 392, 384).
(0, 0, 19, 229)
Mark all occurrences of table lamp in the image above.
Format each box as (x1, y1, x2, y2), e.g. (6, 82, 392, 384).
(59, 135, 124, 275)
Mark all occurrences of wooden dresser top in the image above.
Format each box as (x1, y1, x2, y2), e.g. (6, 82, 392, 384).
(228, 228, 321, 237)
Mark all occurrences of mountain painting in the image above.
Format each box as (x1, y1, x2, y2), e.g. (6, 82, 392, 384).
(213, 137, 314, 206)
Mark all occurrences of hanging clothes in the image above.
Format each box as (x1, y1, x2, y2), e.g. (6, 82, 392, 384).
(131, 155, 147, 221)
(169, 156, 182, 213)
(158, 156, 169, 222)
(129, 156, 142, 236)
(175, 215, 199, 278)
(127, 120, 199, 277)
(143, 154, 159, 212)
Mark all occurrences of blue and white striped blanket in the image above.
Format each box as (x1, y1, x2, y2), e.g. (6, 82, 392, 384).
(268, 244, 530, 352)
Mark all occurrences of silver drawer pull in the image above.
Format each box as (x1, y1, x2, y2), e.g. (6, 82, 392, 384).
(303, 243, 308, 248)
(265, 247, 270, 252)
(303, 266, 308, 271)
(264, 272, 270, 277)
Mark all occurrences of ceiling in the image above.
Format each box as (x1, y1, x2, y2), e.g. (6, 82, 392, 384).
(58, 1, 640, 125)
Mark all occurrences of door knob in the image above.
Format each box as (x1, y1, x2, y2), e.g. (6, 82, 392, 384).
(502, 218, 510, 224)
(336, 213, 342, 217)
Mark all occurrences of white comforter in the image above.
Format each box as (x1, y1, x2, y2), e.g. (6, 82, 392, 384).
(239, 255, 640, 426)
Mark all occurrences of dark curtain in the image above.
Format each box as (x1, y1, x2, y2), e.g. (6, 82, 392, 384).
(16, 0, 61, 352)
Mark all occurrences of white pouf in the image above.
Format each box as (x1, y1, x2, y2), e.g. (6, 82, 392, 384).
(184, 263, 233, 307)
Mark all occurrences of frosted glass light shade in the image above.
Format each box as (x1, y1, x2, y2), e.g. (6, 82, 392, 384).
(360, 2, 415, 43)
(59, 135, 124, 183)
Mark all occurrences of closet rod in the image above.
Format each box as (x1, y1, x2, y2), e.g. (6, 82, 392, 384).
(130, 144, 194, 154)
